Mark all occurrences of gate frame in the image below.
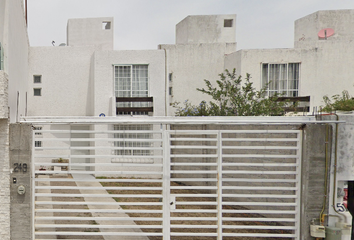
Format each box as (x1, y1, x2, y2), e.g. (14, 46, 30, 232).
(22, 115, 340, 240)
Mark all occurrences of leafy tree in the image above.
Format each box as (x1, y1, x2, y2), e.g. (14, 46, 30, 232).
(174, 69, 286, 116)
(322, 90, 354, 112)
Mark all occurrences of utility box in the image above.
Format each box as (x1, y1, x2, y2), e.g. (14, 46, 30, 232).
(310, 225, 325, 238)
(325, 227, 342, 240)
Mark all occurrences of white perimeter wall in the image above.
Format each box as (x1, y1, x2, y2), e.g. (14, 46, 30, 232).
(160, 43, 236, 115)
(2, 0, 29, 123)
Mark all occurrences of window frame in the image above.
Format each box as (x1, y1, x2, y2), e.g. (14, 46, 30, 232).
(113, 64, 149, 115)
(33, 75, 42, 83)
(261, 62, 300, 97)
(33, 88, 42, 96)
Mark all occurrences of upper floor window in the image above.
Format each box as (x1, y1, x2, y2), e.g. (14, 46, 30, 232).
(224, 19, 233, 27)
(114, 65, 149, 115)
(262, 63, 300, 97)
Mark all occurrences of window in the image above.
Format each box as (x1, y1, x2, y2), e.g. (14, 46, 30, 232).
(34, 75, 41, 83)
(224, 19, 233, 27)
(169, 87, 173, 96)
(35, 141, 42, 148)
(262, 63, 300, 97)
(113, 124, 152, 156)
(34, 88, 41, 96)
(102, 21, 111, 30)
(114, 65, 148, 115)
(169, 73, 173, 81)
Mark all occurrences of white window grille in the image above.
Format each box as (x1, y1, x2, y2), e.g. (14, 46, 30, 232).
(114, 65, 148, 115)
(262, 63, 300, 97)
(113, 124, 152, 156)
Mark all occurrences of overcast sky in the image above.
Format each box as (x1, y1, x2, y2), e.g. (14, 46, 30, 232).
(27, 0, 354, 50)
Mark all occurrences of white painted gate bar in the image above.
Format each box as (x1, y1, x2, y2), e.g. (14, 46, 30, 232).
(28, 117, 306, 240)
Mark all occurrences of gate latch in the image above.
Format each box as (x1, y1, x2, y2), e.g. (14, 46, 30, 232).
(170, 195, 176, 210)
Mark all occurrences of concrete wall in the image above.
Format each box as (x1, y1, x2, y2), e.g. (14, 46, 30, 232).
(300, 123, 329, 240)
(295, 10, 354, 48)
(28, 46, 96, 116)
(0, 119, 9, 240)
(9, 123, 32, 240)
(0, 71, 8, 118)
(160, 42, 236, 115)
(325, 113, 354, 228)
(67, 17, 113, 50)
(176, 15, 236, 44)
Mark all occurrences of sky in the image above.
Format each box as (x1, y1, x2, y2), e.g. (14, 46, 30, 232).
(27, 0, 354, 51)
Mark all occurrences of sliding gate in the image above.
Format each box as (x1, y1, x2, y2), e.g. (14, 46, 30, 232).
(32, 121, 302, 240)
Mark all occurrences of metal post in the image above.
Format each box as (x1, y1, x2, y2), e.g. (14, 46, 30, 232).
(162, 125, 171, 240)
(295, 130, 302, 240)
(31, 126, 35, 240)
(217, 131, 223, 240)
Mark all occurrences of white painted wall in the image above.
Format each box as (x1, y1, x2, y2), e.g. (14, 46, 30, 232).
(1, 0, 29, 122)
(176, 15, 236, 44)
(28, 46, 96, 116)
(295, 10, 354, 48)
(91, 50, 166, 117)
(67, 17, 113, 50)
(161, 42, 236, 115)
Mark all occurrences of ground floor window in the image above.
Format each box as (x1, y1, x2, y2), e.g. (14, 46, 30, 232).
(262, 63, 300, 97)
(113, 124, 152, 156)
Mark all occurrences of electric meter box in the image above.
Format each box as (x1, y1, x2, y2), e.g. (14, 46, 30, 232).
(325, 227, 341, 240)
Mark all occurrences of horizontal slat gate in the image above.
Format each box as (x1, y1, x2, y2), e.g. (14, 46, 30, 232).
(33, 123, 301, 240)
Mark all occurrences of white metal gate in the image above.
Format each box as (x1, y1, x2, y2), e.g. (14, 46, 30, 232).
(32, 119, 302, 240)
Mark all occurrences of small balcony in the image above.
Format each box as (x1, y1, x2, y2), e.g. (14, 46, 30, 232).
(116, 97, 153, 115)
(276, 96, 310, 113)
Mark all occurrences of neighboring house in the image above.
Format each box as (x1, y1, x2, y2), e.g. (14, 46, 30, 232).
(28, 17, 166, 117)
(225, 10, 354, 111)
(27, 17, 167, 171)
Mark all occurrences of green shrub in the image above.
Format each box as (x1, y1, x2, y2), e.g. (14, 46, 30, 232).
(322, 90, 354, 112)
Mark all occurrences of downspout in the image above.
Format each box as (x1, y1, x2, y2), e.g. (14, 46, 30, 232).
(320, 124, 330, 223)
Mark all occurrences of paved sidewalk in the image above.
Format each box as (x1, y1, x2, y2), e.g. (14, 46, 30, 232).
(72, 173, 149, 240)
